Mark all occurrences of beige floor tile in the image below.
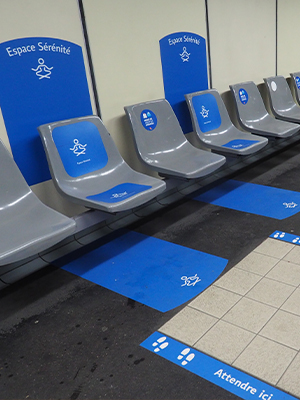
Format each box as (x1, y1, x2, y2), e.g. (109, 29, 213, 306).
(246, 277, 295, 308)
(260, 310, 300, 350)
(214, 267, 261, 296)
(189, 286, 241, 318)
(283, 245, 300, 266)
(255, 238, 294, 259)
(233, 336, 296, 386)
(235, 251, 279, 276)
(281, 288, 300, 316)
(277, 352, 300, 398)
(266, 260, 300, 287)
(222, 297, 276, 333)
(194, 320, 254, 364)
(159, 306, 217, 346)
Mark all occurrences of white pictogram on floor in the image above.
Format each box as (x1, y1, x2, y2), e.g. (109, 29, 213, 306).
(177, 348, 195, 366)
(152, 336, 169, 352)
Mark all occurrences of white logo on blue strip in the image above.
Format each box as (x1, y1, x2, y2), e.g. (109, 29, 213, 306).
(152, 336, 169, 352)
(177, 348, 195, 366)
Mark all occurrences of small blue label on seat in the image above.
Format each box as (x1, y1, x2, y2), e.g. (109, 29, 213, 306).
(140, 109, 157, 131)
(192, 93, 221, 133)
(296, 76, 300, 90)
(239, 88, 248, 104)
(87, 183, 152, 203)
(222, 139, 259, 149)
(53, 121, 108, 177)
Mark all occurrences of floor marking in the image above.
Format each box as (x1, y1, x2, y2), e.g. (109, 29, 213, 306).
(193, 180, 300, 219)
(141, 332, 297, 400)
(271, 230, 300, 245)
(61, 230, 227, 312)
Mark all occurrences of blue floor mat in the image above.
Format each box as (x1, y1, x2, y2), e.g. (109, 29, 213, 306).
(61, 230, 227, 312)
(193, 179, 300, 220)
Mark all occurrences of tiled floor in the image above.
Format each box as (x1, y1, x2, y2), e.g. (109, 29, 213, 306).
(159, 237, 300, 398)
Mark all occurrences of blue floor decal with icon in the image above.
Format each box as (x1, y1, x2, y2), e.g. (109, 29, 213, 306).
(141, 332, 297, 400)
(61, 230, 227, 312)
(193, 180, 300, 220)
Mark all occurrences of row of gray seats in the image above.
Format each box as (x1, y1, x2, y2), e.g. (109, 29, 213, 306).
(2, 73, 300, 267)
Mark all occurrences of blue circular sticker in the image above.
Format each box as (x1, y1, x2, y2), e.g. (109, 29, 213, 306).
(239, 88, 248, 105)
(140, 109, 157, 131)
(296, 76, 300, 90)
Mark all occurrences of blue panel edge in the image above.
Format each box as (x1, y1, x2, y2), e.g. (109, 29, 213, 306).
(141, 332, 297, 400)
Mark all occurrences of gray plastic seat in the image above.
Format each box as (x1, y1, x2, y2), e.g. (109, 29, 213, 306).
(0, 139, 76, 265)
(264, 75, 300, 123)
(124, 99, 226, 179)
(38, 115, 166, 213)
(290, 72, 300, 107)
(185, 89, 268, 155)
(230, 81, 299, 138)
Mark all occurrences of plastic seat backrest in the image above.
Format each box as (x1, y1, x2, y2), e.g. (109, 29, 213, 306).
(230, 81, 270, 124)
(124, 99, 189, 158)
(264, 76, 297, 113)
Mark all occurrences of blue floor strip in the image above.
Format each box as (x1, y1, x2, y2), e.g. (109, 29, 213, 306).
(61, 230, 227, 312)
(193, 180, 300, 220)
(270, 230, 300, 245)
(141, 332, 297, 400)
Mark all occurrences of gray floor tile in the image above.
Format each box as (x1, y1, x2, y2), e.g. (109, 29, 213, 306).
(255, 238, 294, 259)
(260, 310, 300, 350)
(222, 297, 276, 333)
(233, 336, 296, 386)
(235, 251, 279, 276)
(159, 306, 217, 346)
(189, 285, 241, 318)
(246, 277, 295, 308)
(283, 245, 300, 266)
(277, 352, 300, 398)
(281, 288, 300, 316)
(194, 320, 255, 365)
(266, 260, 300, 287)
(214, 268, 261, 296)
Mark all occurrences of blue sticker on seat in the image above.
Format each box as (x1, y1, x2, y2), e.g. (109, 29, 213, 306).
(86, 183, 151, 203)
(295, 76, 300, 90)
(222, 139, 259, 149)
(141, 332, 297, 400)
(52, 121, 108, 177)
(140, 109, 157, 131)
(239, 88, 248, 104)
(60, 230, 227, 312)
(192, 93, 221, 133)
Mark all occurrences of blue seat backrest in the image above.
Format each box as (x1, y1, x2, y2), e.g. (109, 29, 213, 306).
(52, 121, 108, 177)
